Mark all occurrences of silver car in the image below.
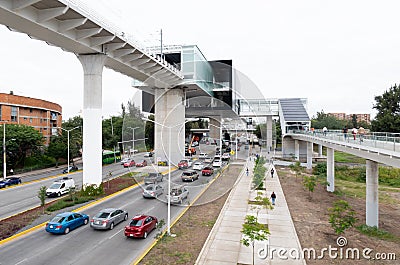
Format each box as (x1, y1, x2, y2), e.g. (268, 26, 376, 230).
(90, 208, 128, 230)
(142, 184, 164, 198)
(144, 173, 163, 185)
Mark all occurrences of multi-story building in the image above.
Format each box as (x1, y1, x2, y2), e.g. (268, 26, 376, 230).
(328, 112, 371, 124)
(0, 92, 62, 145)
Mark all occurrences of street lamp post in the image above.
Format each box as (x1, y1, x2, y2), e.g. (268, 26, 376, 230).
(60, 126, 81, 173)
(127, 127, 139, 157)
(142, 117, 198, 235)
(3, 122, 6, 180)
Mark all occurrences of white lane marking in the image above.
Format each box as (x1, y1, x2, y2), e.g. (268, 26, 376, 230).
(109, 228, 124, 239)
(15, 258, 27, 265)
(147, 206, 155, 213)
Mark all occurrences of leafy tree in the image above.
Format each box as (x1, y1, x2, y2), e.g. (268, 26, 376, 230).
(38, 186, 47, 214)
(241, 215, 270, 265)
(144, 114, 155, 150)
(371, 84, 400, 132)
(303, 175, 317, 198)
(1, 124, 44, 169)
(122, 101, 146, 153)
(311, 110, 347, 130)
(328, 200, 357, 235)
(47, 136, 67, 167)
(289, 161, 303, 181)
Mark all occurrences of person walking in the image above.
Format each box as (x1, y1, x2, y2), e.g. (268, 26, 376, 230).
(323, 126, 327, 136)
(270, 167, 275, 178)
(246, 167, 249, 176)
(271, 192, 276, 205)
(343, 127, 348, 141)
(358, 127, 365, 142)
(352, 128, 358, 140)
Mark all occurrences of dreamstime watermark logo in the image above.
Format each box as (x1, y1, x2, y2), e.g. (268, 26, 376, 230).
(257, 236, 397, 261)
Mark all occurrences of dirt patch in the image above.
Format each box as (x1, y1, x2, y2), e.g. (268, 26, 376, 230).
(277, 166, 400, 264)
(139, 164, 245, 265)
(0, 175, 138, 240)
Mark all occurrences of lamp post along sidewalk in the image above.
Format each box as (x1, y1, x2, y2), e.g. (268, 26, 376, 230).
(3, 122, 6, 180)
(127, 127, 139, 157)
(142, 117, 198, 235)
(60, 126, 81, 173)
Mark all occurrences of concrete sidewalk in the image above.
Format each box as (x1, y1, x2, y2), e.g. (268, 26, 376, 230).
(196, 157, 306, 265)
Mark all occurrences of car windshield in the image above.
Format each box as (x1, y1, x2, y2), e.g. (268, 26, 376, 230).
(95, 212, 110, 218)
(50, 216, 66, 223)
(145, 186, 154, 191)
(129, 219, 143, 227)
(171, 189, 182, 196)
(183, 172, 192, 176)
(49, 183, 61, 189)
(179, 160, 186, 164)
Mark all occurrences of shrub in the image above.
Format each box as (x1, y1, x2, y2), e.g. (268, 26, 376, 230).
(328, 200, 357, 235)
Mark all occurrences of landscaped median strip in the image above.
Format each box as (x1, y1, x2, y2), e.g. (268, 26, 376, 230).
(0, 166, 178, 246)
(132, 164, 231, 265)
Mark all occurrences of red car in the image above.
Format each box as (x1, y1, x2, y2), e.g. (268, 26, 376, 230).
(136, 160, 147, 167)
(124, 214, 158, 239)
(178, 160, 188, 169)
(123, 160, 135, 167)
(202, 166, 214, 176)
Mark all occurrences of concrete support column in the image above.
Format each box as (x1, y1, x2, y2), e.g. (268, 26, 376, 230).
(306, 142, 313, 169)
(154, 88, 185, 166)
(318, 144, 323, 157)
(294, 140, 299, 161)
(366, 160, 379, 227)
(326, 148, 335, 192)
(78, 54, 106, 186)
(266, 115, 273, 152)
(209, 118, 221, 141)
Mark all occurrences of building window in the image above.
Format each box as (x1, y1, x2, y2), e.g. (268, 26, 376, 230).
(0, 105, 2, 120)
(29, 118, 32, 123)
(11, 107, 17, 122)
(30, 108, 33, 113)
(24, 117, 27, 121)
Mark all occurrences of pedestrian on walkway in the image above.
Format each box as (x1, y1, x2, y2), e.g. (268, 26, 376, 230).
(343, 127, 348, 141)
(352, 128, 357, 140)
(271, 192, 276, 205)
(358, 127, 365, 142)
(323, 126, 327, 136)
(246, 167, 249, 176)
(270, 167, 274, 178)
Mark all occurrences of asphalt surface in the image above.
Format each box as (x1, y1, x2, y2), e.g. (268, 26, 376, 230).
(0, 144, 244, 265)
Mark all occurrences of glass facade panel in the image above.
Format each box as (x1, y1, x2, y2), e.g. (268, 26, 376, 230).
(11, 106, 17, 122)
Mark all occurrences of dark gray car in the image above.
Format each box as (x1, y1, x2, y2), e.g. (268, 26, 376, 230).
(90, 208, 128, 230)
(144, 173, 163, 184)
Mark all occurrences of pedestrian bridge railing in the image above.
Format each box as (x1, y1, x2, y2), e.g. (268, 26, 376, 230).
(288, 130, 400, 153)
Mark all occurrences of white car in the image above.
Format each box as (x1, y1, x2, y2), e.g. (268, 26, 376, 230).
(199, 153, 208, 159)
(213, 159, 222, 167)
(222, 153, 230, 161)
(204, 157, 213, 163)
(192, 162, 204, 171)
(120, 157, 130, 165)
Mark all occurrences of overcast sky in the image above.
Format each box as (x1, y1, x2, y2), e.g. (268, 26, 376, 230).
(1, 0, 399, 120)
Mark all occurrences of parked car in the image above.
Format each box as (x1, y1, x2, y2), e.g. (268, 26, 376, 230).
(123, 160, 136, 167)
(193, 162, 204, 171)
(181, 170, 199, 182)
(3, 177, 22, 186)
(144, 173, 163, 184)
(136, 160, 148, 167)
(0, 180, 7, 189)
(202, 166, 214, 176)
(144, 152, 154, 157)
(192, 141, 199, 147)
(46, 177, 75, 197)
(62, 165, 78, 174)
(213, 159, 222, 167)
(45, 212, 89, 234)
(90, 208, 128, 230)
(124, 214, 158, 239)
(167, 185, 189, 204)
(142, 184, 164, 198)
(120, 157, 130, 165)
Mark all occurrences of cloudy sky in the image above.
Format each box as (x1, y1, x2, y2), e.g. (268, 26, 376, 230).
(0, 0, 399, 120)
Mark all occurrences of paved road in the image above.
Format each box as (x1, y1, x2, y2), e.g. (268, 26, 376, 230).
(0, 159, 232, 265)
(0, 153, 150, 220)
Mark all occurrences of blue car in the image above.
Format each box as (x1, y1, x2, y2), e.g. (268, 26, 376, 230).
(45, 212, 89, 234)
(0, 177, 21, 188)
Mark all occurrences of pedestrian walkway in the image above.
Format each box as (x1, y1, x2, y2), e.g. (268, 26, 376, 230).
(196, 157, 306, 265)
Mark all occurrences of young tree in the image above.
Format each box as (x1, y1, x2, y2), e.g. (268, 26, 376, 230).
(38, 186, 47, 214)
(328, 200, 357, 235)
(371, 84, 400, 132)
(289, 161, 303, 181)
(241, 215, 270, 265)
(303, 175, 317, 199)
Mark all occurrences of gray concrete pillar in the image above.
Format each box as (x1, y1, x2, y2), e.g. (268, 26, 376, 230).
(209, 118, 221, 141)
(366, 160, 379, 227)
(294, 140, 299, 161)
(327, 148, 335, 192)
(78, 54, 106, 186)
(318, 144, 323, 157)
(266, 115, 273, 152)
(306, 142, 313, 169)
(154, 88, 185, 166)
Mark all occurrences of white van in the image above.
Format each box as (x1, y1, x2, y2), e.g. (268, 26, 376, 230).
(46, 177, 76, 197)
